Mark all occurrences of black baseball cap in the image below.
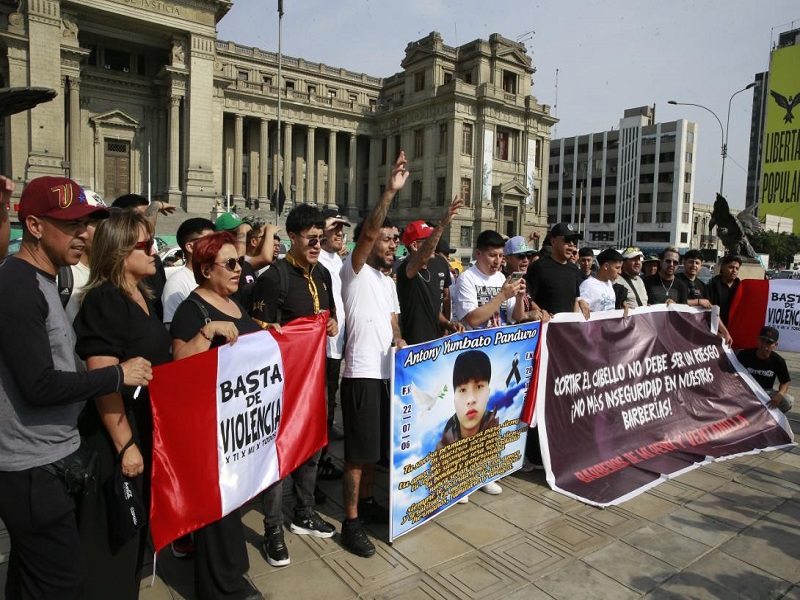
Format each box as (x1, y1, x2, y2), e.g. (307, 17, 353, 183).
(759, 326, 779, 343)
(549, 222, 582, 241)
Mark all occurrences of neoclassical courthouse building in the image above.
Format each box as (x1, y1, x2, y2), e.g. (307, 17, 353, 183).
(0, 0, 555, 254)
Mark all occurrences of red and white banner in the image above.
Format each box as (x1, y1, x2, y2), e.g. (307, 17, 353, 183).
(728, 279, 800, 351)
(148, 314, 328, 551)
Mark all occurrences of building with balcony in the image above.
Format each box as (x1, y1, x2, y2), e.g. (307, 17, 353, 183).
(547, 106, 697, 251)
(0, 1, 555, 260)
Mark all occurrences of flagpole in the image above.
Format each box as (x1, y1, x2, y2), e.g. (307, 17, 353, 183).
(275, 0, 283, 227)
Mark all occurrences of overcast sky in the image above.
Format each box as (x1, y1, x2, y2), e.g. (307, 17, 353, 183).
(218, 1, 800, 210)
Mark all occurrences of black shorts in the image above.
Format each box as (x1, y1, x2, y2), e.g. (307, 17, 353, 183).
(341, 378, 388, 463)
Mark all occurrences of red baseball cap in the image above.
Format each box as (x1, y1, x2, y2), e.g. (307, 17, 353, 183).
(18, 177, 110, 222)
(401, 220, 435, 247)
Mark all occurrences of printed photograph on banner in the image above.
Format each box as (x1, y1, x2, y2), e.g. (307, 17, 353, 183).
(390, 322, 540, 540)
(536, 306, 794, 507)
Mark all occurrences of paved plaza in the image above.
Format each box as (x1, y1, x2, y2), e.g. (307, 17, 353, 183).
(2, 354, 799, 600)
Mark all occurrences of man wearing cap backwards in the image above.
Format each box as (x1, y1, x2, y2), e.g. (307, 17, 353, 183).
(737, 327, 794, 414)
(397, 196, 465, 345)
(577, 247, 594, 281)
(502, 236, 547, 323)
(579, 248, 625, 312)
(319, 208, 350, 442)
(524, 222, 590, 318)
(617, 247, 650, 309)
(0, 177, 153, 599)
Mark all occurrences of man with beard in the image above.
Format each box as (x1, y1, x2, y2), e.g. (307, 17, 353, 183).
(643, 246, 688, 305)
(339, 152, 408, 558)
(617, 247, 649, 309)
(250, 204, 339, 567)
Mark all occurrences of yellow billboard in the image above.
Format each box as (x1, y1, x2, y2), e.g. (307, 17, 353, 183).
(760, 43, 800, 231)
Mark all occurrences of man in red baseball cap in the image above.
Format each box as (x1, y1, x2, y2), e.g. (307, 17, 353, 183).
(16, 176, 110, 274)
(396, 196, 464, 345)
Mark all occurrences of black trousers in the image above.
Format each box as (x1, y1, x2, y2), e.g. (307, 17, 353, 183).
(0, 467, 83, 600)
(261, 450, 321, 529)
(194, 508, 252, 600)
(326, 357, 342, 428)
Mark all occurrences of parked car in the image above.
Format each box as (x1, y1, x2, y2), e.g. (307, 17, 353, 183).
(160, 245, 185, 279)
(771, 269, 800, 280)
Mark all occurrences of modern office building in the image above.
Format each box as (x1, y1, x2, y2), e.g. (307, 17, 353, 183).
(0, 1, 555, 258)
(548, 106, 697, 250)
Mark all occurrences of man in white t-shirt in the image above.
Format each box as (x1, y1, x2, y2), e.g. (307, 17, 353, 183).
(339, 152, 408, 558)
(319, 208, 349, 444)
(451, 229, 524, 497)
(161, 218, 215, 325)
(579, 248, 624, 312)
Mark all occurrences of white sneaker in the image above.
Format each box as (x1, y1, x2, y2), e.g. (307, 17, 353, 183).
(480, 481, 502, 495)
(456, 495, 469, 504)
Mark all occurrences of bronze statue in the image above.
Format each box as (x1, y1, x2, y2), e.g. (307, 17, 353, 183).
(709, 193, 760, 259)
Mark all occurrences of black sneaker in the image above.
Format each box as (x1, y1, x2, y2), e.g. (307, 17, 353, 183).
(358, 496, 389, 524)
(317, 457, 343, 480)
(262, 525, 290, 567)
(289, 512, 336, 538)
(341, 519, 376, 558)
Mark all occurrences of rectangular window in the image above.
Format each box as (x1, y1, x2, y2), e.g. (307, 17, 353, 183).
(308, 84, 316, 96)
(414, 70, 425, 92)
(104, 48, 131, 72)
(262, 74, 273, 86)
(461, 123, 473, 156)
(686, 151, 693, 163)
(328, 88, 336, 99)
(443, 71, 453, 84)
(436, 177, 446, 206)
(684, 172, 692, 183)
(461, 177, 472, 207)
(502, 70, 517, 94)
(237, 70, 249, 81)
(285, 80, 295, 93)
(438, 123, 448, 156)
(411, 180, 423, 207)
(496, 127, 510, 160)
(682, 211, 690, 224)
(414, 129, 425, 159)
(463, 70, 473, 85)
(684, 192, 691, 204)
(460, 226, 473, 247)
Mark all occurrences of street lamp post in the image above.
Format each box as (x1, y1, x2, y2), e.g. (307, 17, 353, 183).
(668, 82, 756, 197)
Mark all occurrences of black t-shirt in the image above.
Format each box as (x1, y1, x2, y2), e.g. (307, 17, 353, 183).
(643, 274, 689, 305)
(708, 275, 739, 324)
(235, 260, 257, 311)
(249, 259, 335, 326)
(736, 348, 790, 390)
(74, 282, 172, 449)
(143, 254, 167, 321)
(396, 256, 449, 345)
(676, 273, 709, 302)
(525, 256, 582, 314)
(171, 290, 261, 348)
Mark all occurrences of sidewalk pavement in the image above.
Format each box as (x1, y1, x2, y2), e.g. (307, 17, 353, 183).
(2, 355, 800, 600)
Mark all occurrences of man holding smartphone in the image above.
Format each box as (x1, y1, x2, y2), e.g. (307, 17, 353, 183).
(502, 236, 546, 324)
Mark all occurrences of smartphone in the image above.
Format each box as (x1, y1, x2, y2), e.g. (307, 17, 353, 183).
(509, 271, 525, 282)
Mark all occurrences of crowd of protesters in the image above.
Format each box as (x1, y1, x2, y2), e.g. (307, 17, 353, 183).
(0, 150, 793, 600)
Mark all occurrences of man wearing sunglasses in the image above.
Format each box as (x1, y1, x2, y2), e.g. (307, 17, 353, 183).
(250, 203, 338, 568)
(643, 246, 688, 305)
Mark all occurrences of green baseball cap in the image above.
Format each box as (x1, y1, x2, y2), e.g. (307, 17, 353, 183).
(214, 212, 243, 232)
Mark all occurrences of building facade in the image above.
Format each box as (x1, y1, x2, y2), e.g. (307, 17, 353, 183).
(0, 0, 555, 259)
(547, 106, 697, 251)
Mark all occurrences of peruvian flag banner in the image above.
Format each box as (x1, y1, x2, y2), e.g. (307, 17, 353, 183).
(148, 313, 328, 551)
(728, 279, 800, 351)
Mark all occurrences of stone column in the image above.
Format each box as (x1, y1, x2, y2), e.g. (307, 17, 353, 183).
(258, 118, 269, 204)
(68, 77, 81, 183)
(368, 137, 380, 215)
(168, 96, 181, 196)
(283, 123, 293, 195)
(327, 129, 337, 207)
(306, 126, 316, 204)
(233, 114, 244, 204)
(348, 133, 357, 208)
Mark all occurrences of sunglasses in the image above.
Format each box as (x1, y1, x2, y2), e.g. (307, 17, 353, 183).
(215, 256, 244, 271)
(563, 236, 579, 245)
(132, 238, 155, 253)
(298, 234, 323, 247)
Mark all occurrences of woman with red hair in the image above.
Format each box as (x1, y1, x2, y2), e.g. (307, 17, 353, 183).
(170, 231, 262, 600)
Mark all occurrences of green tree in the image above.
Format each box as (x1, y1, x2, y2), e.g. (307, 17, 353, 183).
(751, 231, 800, 268)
